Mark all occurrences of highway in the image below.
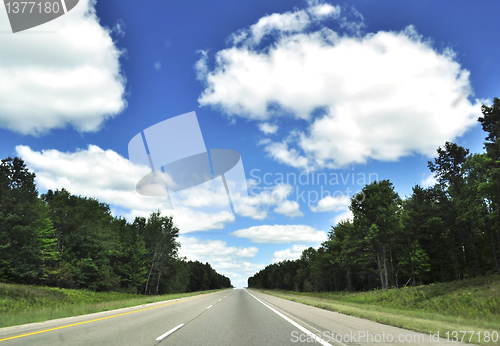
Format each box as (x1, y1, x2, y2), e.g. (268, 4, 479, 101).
(0, 289, 463, 345)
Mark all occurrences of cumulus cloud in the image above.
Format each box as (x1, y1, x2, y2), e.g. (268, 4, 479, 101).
(227, 2, 340, 47)
(310, 194, 350, 212)
(331, 210, 353, 226)
(274, 200, 303, 218)
(179, 236, 264, 288)
(260, 139, 311, 170)
(0, 0, 126, 135)
(16, 145, 235, 232)
(258, 122, 279, 134)
(18, 145, 303, 230)
(307, 1, 340, 20)
(238, 181, 303, 219)
(249, 10, 310, 45)
(195, 50, 209, 81)
(421, 173, 437, 188)
(197, 2, 482, 169)
(231, 224, 327, 244)
(179, 236, 259, 260)
(272, 245, 309, 263)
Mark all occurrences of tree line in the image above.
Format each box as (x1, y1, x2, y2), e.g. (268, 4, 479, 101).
(0, 162, 231, 293)
(248, 98, 500, 291)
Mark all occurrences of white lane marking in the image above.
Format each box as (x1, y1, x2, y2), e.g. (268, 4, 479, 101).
(156, 324, 184, 341)
(207, 305, 213, 310)
(245, 290, 335, 346)
(219, 299, 222, 301)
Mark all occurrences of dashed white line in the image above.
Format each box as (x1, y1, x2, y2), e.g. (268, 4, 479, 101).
(156, 324, 184, 341)
(244, 290, 335, 346)
(219, 299, 222, 301)
(207, 305, 213, 310)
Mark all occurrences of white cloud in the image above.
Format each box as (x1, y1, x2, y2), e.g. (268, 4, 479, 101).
(238, 181, 303, 219)
(197, 2, 482, 170)
(272, 245, 309, 263)
(421, 174, 437, 188)
(250, 10, 310, 45)
(16, 145, 235, 233)
(231, 2, 340, 46)
(178, 236, 264, 288)
(307, 1, 341, 20)
(0, 0, 126, 135)
(179, 236, 259, 260)
(195, 50, 209, 81)
(110, 20, 126, 38)
(231, 224, 327, 244)
(274, 200, 303, 218)
(331, 210, 353, 226)
(154, 62, 161, 70)
(311, 194, 350, 212)
(338, 6, 365, 35)
(261, 140, 310, 170)
(258, 122, 279, 134)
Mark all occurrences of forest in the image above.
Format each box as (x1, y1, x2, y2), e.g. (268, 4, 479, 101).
(248, 98, 500, 292)
(0, 162, 232, 294)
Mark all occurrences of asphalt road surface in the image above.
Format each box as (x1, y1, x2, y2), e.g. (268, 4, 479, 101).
(0, 289, 466, 345)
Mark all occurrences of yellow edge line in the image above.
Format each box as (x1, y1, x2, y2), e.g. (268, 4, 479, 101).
(0, 292, 216, 342)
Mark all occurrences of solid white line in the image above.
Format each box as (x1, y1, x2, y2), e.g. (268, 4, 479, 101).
(245, 290, 334, 346)
(207, 305, 213, 310)
(156, 324, 184, 341)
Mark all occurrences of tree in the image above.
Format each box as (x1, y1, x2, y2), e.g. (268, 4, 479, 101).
(478, 98, 500, 274)
(140, 212, 180, 295)
(350, 180, 401, 289)
(248, 100, 500, 290)
(400, 187, 435, 285)
(428, 142, 483, 277)
(0, 157, 57, 284)
(0, 158, 230, 294)
(111, 217, 148, 293)
(296, 247, 316, 292)
(42, 189, 122, 290)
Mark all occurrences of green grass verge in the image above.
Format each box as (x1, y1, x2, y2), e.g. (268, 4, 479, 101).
(0, 283, 229, 329)
(251, 275, 500, 345)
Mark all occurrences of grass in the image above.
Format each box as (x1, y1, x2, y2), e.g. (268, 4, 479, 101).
(251, 275, 500, 345)
(0, 283, 228, 329)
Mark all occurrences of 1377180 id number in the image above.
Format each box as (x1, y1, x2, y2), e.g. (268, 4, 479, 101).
(5, 2, 61, 14)
(444, 331, 498, 343)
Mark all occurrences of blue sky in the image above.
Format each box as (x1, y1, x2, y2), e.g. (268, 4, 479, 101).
(1, 0, 499, 288)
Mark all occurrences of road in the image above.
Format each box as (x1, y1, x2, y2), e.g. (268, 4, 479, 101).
(0, 289, 464, 345)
